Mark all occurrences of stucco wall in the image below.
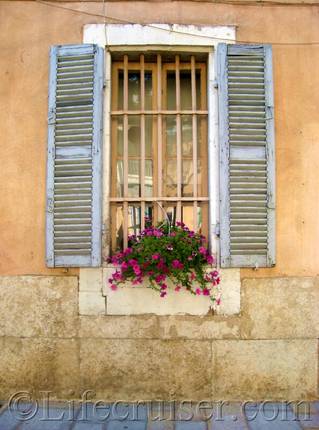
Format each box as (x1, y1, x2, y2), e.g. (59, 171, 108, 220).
(0, 1, 319, 277)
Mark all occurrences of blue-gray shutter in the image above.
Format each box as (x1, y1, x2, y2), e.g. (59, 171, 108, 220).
(46, 44, 104, 267)
(218, 44, 275, 268)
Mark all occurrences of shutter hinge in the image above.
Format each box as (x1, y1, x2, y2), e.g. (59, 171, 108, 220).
(48, 110, 56, 125)
(213, 80, 218, 89)
(267, 193, 275, 209)
(266, 105, 274, 121)
(47, 197, 54, 214)
(214, 222, 220, 237)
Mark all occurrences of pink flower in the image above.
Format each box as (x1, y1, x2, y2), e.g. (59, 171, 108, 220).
(212, 270, 219, 277)
(160, 283, 167, 290)
(155, 274, 166, 284)
(175, 286, 181, 292)
(166, 245, 173, 251)
(152, 253, 160, 260)
(124, 247, 133, 255)
(172, 259, 184, 270)
(187, 256, 193, 261)
(216, 297, 221, 306)
(160, 291, 167, 298)
(133, 265, 142, 276)
(206, 254, 214, 265)
(121, 261, 129, 270)
(132, 277, 142, 285)
(110, 284, 117, 291)
(170, 232, 176, 237)
(203, 288, 210, 296)
(195, 288, 202, 295)
(189, 272, 196, 281)
(128, 259, 138, 266)
(199, 246, 207, 255)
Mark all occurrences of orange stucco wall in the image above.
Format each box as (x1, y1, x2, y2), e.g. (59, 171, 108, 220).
(0, 1, 319, 277)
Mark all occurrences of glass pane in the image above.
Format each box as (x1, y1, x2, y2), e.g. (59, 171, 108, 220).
(199, 202, 209, 239)
(196, 69, 201, 110)
(116, 160, 124, 197)
(166, 71, 176, 110)
(128, 160, 140, 197)
(118, 70, 123, 110)
(197, 115, 208, 196)
(111, 204, 124, 252)
(164, 115, 177, 196)
(128, 71, 141, 110)
(182, 115, 192, 156)
(128, 205, 141, 237)
(145, 115, 153, 158)
(128, 116, 140, 157)
(182, 205, 194, 231)
(182, 160, 193, 197)
(180, 70, 192, 110)
(164, 204, 177, 226)
(145, 71, 153, 110)
(113, 116, 123, 157)
(165, 116, 177, 157)
(145, 159, 153, 197)
(144, 204, 154, 227)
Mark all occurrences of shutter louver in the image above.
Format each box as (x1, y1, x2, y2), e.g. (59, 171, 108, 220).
(46, 44, 104, 267)
(218, 44, 275, 268)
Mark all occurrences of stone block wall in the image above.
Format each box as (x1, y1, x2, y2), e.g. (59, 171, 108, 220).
(0, 275, 318, 401)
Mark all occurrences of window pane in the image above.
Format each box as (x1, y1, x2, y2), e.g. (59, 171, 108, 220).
(182, 115, 192, 156)
(182, 160, 193, 197)
(166, 71, 176, 110)
(164, 115, 177, 197)
(114, 116, 123, 157)
(128, 71, 141, 110)
(128, 205, 141, 237)
(182, 204, 194, 231)
(197, 115, 208, 196)
(164, 204, 177, 225)
(128, 160, 140, 197)
(165, 116, 177, 156)
(111, 204, 124, 252)
(118, 70, 123, 110)
(116, 160, 124, 197)
(145, 115, 153, 158)
(196, 69, 201, 110)
(145, 159, 153, 197)
(145, 71, 153, 110)
(180, 70, 192, 110)
(128, 116, 140, 157)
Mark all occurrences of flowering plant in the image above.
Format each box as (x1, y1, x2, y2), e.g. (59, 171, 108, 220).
(107, 220, 221, 307)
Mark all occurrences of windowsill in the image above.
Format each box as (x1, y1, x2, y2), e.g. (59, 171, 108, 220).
(79, 267, 240, 317)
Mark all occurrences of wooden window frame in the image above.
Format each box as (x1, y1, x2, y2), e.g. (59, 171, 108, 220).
(110, 53, 209, 252)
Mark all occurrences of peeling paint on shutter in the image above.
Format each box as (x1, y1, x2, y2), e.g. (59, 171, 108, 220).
(218, 44, 275, 268)
(46, 44, 104, 267)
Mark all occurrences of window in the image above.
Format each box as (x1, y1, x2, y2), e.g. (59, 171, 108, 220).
(109, 53, 209, 252)
(46, 30, 275, 269)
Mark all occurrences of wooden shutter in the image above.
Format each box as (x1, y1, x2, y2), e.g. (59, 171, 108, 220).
(46, 44, 104, 267)
(218, 44, 275, 268)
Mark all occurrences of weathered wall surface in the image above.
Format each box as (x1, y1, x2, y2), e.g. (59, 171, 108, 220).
(0, 0, 319, 401)
(0, 1, 319, 277)
(0, 275, 318, 400)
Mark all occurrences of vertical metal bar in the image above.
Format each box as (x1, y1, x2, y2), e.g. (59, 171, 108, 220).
(140, 54, 145, 231)
(123, 55, 129, 246)
(157, 54, 162, 222)
(191, 55, 198, 231)
(175, 55, 182, 222)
